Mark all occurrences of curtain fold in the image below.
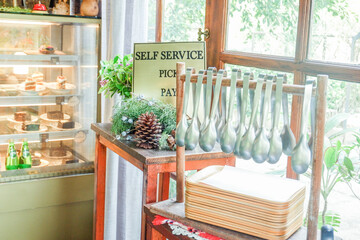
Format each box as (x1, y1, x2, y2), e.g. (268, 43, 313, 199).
(101, 0, 149, 239)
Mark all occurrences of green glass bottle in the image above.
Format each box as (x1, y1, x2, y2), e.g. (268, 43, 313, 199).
(19, 138, 32, 169)
(6, 139, 19, 170)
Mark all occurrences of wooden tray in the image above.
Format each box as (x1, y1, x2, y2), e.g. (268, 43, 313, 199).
(185, 166, 306, 239)
(186, 211, 303, 240)
(185, 202, 303, 231)
(185, 189, 305, 215)
(186, 183, 305, 210)
(186, 166, 305, 208)
(185, 194, 304, 222)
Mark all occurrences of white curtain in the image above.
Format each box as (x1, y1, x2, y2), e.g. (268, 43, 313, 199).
(101, 0, 149, 239)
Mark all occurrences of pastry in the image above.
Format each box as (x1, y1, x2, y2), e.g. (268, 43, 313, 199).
(49, 148, 67, 157)
(24, 77, 36, 91)
(14, 112, 31, 122)
(32, 159, 41, 166)
(39, 45, 55, 54)
(66, 159, 79, 164)
(32, 1, 48, 14)
(47, 111, 64, 120)
(57, 121, 75, 129)
(22, 123, 40, 131)
(53, 0, 70, 15)
(6, 75, 18, 84)
(32, 72, 44, 85)
(80, 0, 99, 16)
(56, 75, 66, 89)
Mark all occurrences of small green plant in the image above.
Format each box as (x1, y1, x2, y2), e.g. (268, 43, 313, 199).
(98, 54, 133, 98)
(0, 7, 31, 13)
(303, 113, 360, 231)
(112, 95, 176, 150)
(320, 136, 360, 230)
(341, 133, 360, 200)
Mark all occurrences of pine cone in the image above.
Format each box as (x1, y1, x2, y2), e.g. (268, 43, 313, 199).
(135, 112, 162, 149)
(167, 135, 176, 150)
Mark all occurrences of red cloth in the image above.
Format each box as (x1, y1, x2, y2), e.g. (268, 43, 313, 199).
(152, 215, 223, 240)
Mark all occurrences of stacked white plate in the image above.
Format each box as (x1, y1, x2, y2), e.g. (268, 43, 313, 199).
(185, 166, 306, 240)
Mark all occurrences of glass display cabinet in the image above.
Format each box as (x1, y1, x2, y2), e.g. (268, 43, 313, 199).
(0, 13, 100, 182)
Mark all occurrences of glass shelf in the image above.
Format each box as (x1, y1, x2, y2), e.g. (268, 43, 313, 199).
(0, 128, 89, 144)
(0, 54, 79, 62)
(0, 12, 101, 23)
(0, 162, 94, 183)
(0, 94, 81, 107)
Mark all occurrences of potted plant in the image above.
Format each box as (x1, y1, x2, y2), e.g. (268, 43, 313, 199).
(98, 54, 133, 99)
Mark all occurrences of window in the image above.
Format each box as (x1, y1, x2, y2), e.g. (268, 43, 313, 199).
(152, 1, 360, 237)
(162, 0, 205, 42)
(308, 0, 360, 64)
(226, 0, 299, 57)
(147, 0, 157, 42)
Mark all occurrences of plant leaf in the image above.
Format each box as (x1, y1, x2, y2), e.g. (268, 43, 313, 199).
(325, 113, 351, 135)
(355, 134, 360, 145)
(328, 127, 359, 140)
(324, 147, 336, 170)
(336, 140, 341, 151)
(113, 55, 119, 64)
(344, 157, 354, 171)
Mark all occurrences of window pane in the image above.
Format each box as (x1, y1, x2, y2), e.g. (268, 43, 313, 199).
(147, 0, 156, 42)
(226, 0, 299, 57)
(308, 0, 360, 64)
(162, 0, 205, 42)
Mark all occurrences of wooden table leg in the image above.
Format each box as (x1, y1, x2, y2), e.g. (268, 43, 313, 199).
(142, 168, 158, 240)
(157, 172, 171, 240)
(146, 222, 164, 240)
(93, 134, 107, 240)
(227, 156, 236, 167)
(158, 172, 171, 201)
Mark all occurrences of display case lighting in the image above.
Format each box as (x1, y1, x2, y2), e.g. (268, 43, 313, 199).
(0, 20, 58, 26)
(0, 137, 74, 146)
(0, 103, 55, 107)
(0, 102, 68, 108)
(48, 137, 75, 142)
(1, 65, 74, 68)
(13, 52, 29, 74)
(0, 140, 39, 146)
(81, 65, 99, 69)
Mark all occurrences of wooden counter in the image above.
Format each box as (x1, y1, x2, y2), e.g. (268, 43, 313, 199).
(91, 123, 236, 240)
(145, 200, 341, 240)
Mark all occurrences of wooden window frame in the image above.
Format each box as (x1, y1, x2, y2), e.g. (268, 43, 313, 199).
(155, 0, 163, 42)
(155, 0, 360, 81)
(154, 0, 359, 238)
(155, 0, 360, 176)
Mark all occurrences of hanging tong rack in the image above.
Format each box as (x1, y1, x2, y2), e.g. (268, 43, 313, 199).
(175, 62, 328, 240)
(178, 73, 317, 96)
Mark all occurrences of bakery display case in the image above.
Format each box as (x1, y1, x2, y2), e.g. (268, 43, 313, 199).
(0, 13, 100, 182)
